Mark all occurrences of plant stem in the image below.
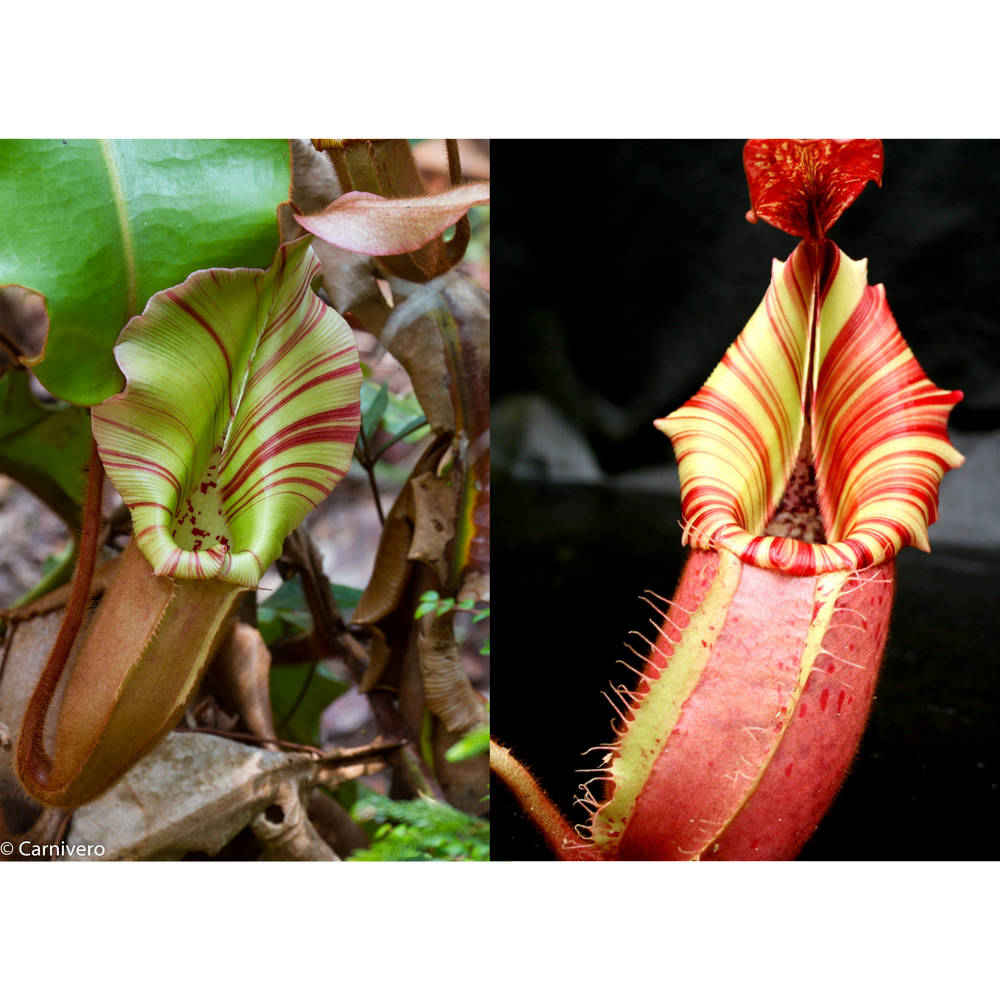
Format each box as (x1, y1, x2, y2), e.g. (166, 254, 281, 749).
(16, 434, 104, 789)
(372, 416, 428, 461)
(356, 420, 385, 525)
(490, 740, 604, 861)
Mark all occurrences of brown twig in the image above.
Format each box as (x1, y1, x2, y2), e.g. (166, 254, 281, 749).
(278, 527, 447, 801)
(181, 726, 325, 756)
(181, 726, 406, 779)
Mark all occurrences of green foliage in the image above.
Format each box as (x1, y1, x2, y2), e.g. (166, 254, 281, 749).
(268, 662, 349, 747)
(259, 576, 361, 745)
(445, 722, 490, 763)
(415, 590, 490, 654)
(359, 379, 431, 448)
(9, 539, 74, 610)
(353, 378, 431, 486)
(348, 793, 490, 861)
(0, 368, 92, 526)
(464, 205, 491, 264)
(0, 139, 291, 406)
(256, 575, 363, 645)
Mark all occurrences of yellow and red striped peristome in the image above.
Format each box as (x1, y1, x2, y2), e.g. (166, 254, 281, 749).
(570, 140, 965, 860)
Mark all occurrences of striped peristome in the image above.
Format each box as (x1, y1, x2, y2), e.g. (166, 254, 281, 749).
(493, 141, 967, 862)
(655, 239, 964, 577)
(584, 234, 964, 860)
(92, 235, 362, 589)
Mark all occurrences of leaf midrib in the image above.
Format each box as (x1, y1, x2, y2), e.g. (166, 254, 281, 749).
(98, 140, 138, 318)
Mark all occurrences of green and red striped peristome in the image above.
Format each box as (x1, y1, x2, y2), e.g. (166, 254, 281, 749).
(92, 235, 362, 589)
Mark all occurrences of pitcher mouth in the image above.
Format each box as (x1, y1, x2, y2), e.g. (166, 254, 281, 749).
(761, 424, 826, 545)
(91, 237, 362, 591)
(655, 240, 964, 577)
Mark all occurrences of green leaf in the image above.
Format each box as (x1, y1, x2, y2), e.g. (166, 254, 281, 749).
(347, 792, 489, 862)
(380, 392, 431, 442)
(259, 575, 363, 617)
(416, 590, 459, 619)
(268, 661, 349, 747)
(444, 724, 489, 762)
(1, 140, 291, 406)
(257, 575, 363, 645)
(358, 382, 431, 461)
(91, 236, 362, 588)
(0, 369, 91, 525)
(8, 538, 74, 610)
(361, 379, 390, 441)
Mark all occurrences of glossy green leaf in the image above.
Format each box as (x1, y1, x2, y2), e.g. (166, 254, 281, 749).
(0, 368, 91, 525)
(91, 236, 362, 589)
(269, 662, 349, 746)
(0, 139, 291, 406)
(256, 576, 363, 645)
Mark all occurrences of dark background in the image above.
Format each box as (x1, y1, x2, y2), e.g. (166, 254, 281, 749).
(493, 140, 1000, 861)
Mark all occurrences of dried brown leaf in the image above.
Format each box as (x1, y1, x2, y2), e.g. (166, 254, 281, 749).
(350, 434, 451, 626)
(358, 623, 390, 694)
(349, 488, 414, 625)
(417, 611, 487, 736)
(278, 140, 388, 319)
(407, 470, 459, 587)
(208, 622, 278, 747)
